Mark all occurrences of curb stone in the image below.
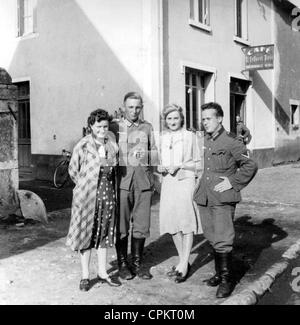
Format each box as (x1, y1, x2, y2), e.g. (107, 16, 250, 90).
(221, 239, 300, 305)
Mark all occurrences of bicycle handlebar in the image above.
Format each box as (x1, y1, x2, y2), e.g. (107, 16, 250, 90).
(62, 149, 72, 157)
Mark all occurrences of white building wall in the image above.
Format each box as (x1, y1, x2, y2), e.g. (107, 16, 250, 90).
(0, 0, 161, 155)
(166, 0, 275, 151)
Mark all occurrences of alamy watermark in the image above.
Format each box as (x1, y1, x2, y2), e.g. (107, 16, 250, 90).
(291, 267, 300, 293)
(292, 7, 300, 31)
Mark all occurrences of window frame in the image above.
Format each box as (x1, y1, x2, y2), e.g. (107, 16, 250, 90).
(17, 0, 38, 38)
(189, 0, 212, 32)
(290, 100, 300, 131)
(234, 0, 249, 45)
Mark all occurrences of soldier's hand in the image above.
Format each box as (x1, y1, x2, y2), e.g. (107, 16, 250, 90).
(214, 176, 233, 192)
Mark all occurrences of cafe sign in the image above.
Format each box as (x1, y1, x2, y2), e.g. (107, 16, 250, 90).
(242, 44, 274, 71)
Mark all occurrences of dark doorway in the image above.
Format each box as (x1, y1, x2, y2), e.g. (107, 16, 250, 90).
(230, 78, 251, 134)
(14, 81, 32, 178)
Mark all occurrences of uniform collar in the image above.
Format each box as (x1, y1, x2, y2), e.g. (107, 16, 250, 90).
(125, 118, 144, 127)
(206, 125, 224, 141)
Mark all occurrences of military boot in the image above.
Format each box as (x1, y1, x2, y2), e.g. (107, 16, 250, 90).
(116, 236, 135, 280)
(204, 251, 221, 287)
(216, 252, 235, 299)
(131, 237, 152, 280)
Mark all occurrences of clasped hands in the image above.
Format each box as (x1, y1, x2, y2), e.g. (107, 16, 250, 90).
(157, 165, 180, 176)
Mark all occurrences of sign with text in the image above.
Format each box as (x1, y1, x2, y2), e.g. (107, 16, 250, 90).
(242, 44, 274, 71)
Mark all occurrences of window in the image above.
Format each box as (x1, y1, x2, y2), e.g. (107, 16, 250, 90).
(185, 68, 207, 131)
(291, 103, 300, 131)
(235, 0, 248, 42)
(189, 0, 211, 31)
(17, 0, 37, 37)
(14, 81, 32, 173)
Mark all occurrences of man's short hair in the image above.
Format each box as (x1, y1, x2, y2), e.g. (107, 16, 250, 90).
(201, 102, 224, 117)
(123, 92, 143, 105)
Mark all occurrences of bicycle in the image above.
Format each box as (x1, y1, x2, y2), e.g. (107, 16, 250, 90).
(53, 149, 72, 188)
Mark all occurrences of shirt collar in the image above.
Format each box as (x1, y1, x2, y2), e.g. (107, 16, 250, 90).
(125, 118, 144, 127)
(207, 125, 224, 141)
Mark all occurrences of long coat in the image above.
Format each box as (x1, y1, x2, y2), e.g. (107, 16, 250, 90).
(66, 134, 118, 251)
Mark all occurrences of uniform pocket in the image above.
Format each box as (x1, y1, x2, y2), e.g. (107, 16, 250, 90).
(212, 149, 227, 170)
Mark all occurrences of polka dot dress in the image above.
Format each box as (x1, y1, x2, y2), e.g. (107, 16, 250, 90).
(89, 166, 116, 249)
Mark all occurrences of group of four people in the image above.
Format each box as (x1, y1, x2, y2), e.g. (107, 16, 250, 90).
(66, 92, 258, 299)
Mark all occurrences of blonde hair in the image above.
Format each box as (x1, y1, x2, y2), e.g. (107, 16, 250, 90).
(162, 103, 185, 129)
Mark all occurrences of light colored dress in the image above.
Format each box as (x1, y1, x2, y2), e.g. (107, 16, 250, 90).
(159, 129, 203, 235)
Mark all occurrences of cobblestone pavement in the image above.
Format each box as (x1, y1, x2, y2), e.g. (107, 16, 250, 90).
(0, 163, 300, 305)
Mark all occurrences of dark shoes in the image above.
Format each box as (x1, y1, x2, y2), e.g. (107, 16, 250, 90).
(116, 236, 135, 280)
(116, 236, 153, 280)
(216, 277, 235, 298)
(97, 275, 122, 287)
(132, 265, 153, 280)
(131, 237, 153, 280)
(79, 279, 90, 292)
(118, 262, 135, 280)
(215, 252, 235, 299)
(204, 274, 221, 287)
(166, 266, 178, 277)
(174, 263, 191, 284)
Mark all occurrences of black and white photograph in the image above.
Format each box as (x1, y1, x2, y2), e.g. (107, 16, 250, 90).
(0, 0, 300, 310)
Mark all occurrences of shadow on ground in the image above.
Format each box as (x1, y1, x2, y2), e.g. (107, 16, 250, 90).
(232, 215, 288, 283)
(19, 179, 73, 212)
(0, 179, 288, 276)
(0, 210, 71, 260)
(108, 214, 288, 284)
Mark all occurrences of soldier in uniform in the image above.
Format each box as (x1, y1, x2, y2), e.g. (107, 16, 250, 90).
(115, 92, 158, 281)
(236, 115, 252, 145)
(194, 102, 257, 298)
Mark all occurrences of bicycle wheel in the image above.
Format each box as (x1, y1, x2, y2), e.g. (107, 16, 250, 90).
(53, 160, 69, 188)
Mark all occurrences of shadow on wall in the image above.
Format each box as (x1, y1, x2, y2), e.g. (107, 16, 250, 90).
(8, 0, 158, 146)
(8, 0, 159, 180)
(251, 70, 290, 135)
(253, 0, 300, 136)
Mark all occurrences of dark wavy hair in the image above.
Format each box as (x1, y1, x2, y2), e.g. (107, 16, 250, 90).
(87, 109, 112, 128)
(201, 102, 224, 117)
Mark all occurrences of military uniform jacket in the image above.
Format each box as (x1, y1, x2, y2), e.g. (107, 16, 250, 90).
(113, 118, 158, 191)
(193, 126, 258, 206)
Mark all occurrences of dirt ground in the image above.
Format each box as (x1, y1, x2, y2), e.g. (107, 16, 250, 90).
(1, 164, 300, 305)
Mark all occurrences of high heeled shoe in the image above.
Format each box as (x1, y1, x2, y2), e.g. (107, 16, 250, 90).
(79, 279, 90, 291)
(97, 275, 122, 287)
(174, 263, 191, 283)
(166, 266, 178, 277)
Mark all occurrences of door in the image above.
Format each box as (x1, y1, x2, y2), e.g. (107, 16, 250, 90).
(15, 81, 32, 176)
(230, 94, 246, 134)
(230, 78, 250, 134)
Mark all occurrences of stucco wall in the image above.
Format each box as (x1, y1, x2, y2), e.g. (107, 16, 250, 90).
(273, 1, 300, 163)
(0, 0, 161, 156)
(165, 0, 274, 152)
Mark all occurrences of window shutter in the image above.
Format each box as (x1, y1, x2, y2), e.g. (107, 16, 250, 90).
(190, 0, 194, 20)
(17, 0, 21, 36)
(17, 0, 25, 37)
(33, 0, 37, 33)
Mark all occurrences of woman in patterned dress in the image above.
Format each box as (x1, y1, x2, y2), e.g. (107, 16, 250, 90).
(66, 109, 121, 291)
(158, 104, 203, 283)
